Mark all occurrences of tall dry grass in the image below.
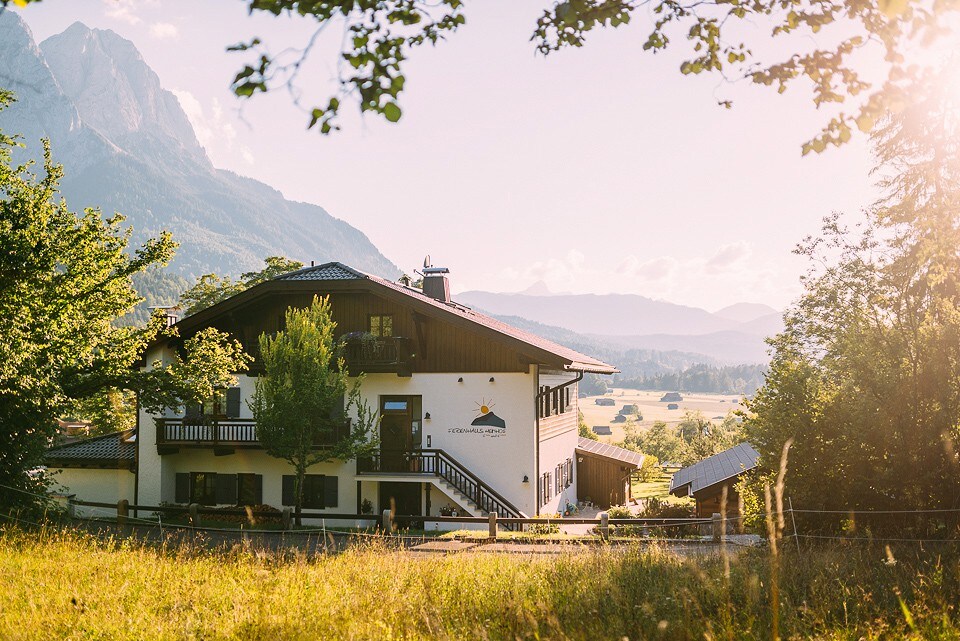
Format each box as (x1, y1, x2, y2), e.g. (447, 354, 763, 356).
(2, 524, 960, 640)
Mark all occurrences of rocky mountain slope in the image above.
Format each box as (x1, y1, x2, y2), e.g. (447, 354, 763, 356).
(0, 13, 399, 280)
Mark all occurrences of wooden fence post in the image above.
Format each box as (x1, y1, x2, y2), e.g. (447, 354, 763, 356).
(712, 513, 722, 542)
(281, 507, 292, 531)
(488, 512, 497, 541)
(117, 499, 129, 535)
(188, 503, 201, 527)
(599, 511, 609, 541)
(382, 509, 393, 534)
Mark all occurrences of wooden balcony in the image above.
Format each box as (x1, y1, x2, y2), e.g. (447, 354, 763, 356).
(242, 336, 412, 377)
(341, 336, 413, 376)
(154, 418, 352, 455)
(155, 418, 258, 454)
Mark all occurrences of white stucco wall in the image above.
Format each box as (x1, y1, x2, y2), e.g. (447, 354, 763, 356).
(356, 368, 539, 515)
(52, 468, 136, 518)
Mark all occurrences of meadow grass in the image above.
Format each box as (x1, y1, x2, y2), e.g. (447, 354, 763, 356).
(2, 525, 960, 640)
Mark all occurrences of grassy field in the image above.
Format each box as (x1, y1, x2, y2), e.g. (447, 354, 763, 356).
(580, 388, 742, 444)
(3, 525, 960, 640)
(631, 470, 693, 506)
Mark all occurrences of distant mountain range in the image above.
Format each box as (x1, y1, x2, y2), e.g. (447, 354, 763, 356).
(0, 13, 399, 280)
(456, 289, 781, 364)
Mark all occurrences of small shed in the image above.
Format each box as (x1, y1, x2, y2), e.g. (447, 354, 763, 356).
(669, 442, 759, 518)
(660, 392, 683, 402)
(576, 438, 643, 508)
(591, 425, 612, 435)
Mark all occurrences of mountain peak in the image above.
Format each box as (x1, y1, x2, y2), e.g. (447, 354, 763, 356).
(520, 280, 552, 296)
(713, 302, 779, 324)
(39, 24, 209, 169)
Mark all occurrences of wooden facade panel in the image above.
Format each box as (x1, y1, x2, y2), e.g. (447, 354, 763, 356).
(540, 411, 577, 441)
(576, 451, 633, 509)
(195, 289, 530, 374)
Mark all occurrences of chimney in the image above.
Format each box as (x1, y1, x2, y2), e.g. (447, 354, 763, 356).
(421, 255, 451, 303)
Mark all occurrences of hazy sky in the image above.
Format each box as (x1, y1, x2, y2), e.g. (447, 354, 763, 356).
(18, 0, 879, 311)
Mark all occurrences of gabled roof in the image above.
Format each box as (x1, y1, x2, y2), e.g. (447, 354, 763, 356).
(276, 263, 365, 281)
(669, 442, 759, 497)
(45, 430, 136, 469)
(576, 437, 644, 468)
(171, 261, 617, 374)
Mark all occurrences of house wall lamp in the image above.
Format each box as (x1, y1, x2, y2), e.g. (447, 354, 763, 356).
(522, 475, 529, 483)
(489, 377, 495, 383)
(424, 412, 431, 420)
(457, 377, 463, 383)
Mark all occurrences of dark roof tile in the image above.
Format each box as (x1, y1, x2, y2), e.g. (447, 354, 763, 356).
(576, 437, 644, 467)
(669, 442, 759, 496)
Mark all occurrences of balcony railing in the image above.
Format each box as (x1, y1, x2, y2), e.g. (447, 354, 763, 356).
(357, 449, 524, 520)
(341, 336, 412, 376)
(154, 418, 352, 451)
(156, 418, 259, 447)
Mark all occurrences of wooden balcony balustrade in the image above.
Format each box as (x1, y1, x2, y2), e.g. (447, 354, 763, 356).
(242, 336, 412, 377)
(154, 418, 351, 452)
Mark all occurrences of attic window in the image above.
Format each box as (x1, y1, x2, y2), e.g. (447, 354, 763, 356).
(369, 315, 393, 337)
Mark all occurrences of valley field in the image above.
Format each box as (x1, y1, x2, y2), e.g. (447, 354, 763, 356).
(2, 526, 959, 640)
(579, 388, 742, 443)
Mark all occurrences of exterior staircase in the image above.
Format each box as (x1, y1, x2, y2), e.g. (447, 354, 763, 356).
(357, 448, 526, 522)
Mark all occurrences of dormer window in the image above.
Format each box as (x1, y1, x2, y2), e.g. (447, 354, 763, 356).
(369, 314, 393, 337)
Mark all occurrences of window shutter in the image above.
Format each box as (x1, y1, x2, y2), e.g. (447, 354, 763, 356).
(282, 475, 295, 506)
(324, 475, 338, 508)
(175, 473, 190, 503)
(215, 473, 237, 505)
(225, 388, 241, 418)
(253, 474, 263, 505)
(184, 403, 201, 419)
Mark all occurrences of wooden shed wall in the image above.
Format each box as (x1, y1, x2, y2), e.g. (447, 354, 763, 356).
(576, 451, 634, 509)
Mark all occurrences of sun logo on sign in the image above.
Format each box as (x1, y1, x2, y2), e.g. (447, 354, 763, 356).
(471, 398, 506, 428)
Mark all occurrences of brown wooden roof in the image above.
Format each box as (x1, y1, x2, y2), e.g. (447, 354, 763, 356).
(167, 262, 618, 374)
(576, 437, 644, 468)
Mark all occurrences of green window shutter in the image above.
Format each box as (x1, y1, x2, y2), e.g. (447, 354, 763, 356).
(225, 388, 241, 418)
(215, 473, 237, 505)
(175, 473, 190, 503)
(282, 475, 295, 506)
(253, 474, 263, 505)
(324, 475, 339, 508)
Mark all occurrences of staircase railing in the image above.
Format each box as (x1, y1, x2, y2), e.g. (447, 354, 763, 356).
(357, 449, 524, 520)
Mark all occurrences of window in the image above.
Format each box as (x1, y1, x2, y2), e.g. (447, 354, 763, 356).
(564, 458, 574, 488)
(540, 472, 553, 506)
(538, 385, 574, 419)
(369, 315, 393, 337)
(175, 472, 262, 506)
(190, 472, 217, 505)
(282, 474, 339, 509)
(237, 473, 263, 506)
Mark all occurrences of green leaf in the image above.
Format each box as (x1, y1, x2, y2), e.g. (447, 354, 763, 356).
(383, 102, 402, 123)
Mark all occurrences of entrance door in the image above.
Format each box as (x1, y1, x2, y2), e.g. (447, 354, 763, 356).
(379, 396, 422, 472)
(379, 482, 422, 518)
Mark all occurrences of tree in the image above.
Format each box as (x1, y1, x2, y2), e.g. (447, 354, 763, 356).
(251, 295, 378, 525)
(631, 420, 686, 464)
(577, 410, 598, 441)
(22, 0, 953, 152)
(179, 256, 304, 316)
(0, 91, 251, 514)
(744, 74, 960, 515)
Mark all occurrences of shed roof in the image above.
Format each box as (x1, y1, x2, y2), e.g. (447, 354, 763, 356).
(576, 437, 644, 468)
(45, 430, 136, 468)
(669, 442, 759, 497)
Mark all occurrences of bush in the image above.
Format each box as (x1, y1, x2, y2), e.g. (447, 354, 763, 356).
(606, 505, 632, 519)
(528, 513, 561, 535)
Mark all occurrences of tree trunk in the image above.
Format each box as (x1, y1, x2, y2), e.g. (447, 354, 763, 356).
(295, 462, 306, 527)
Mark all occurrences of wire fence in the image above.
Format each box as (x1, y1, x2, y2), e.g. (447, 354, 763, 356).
(6, 482, 960, 548)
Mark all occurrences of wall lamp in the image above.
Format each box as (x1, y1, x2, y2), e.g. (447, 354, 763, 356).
(424, 412, 431, 420)
(522, 475, 529, 483)
(489, 377, 495, 383)
(457, 377, 463, 383)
